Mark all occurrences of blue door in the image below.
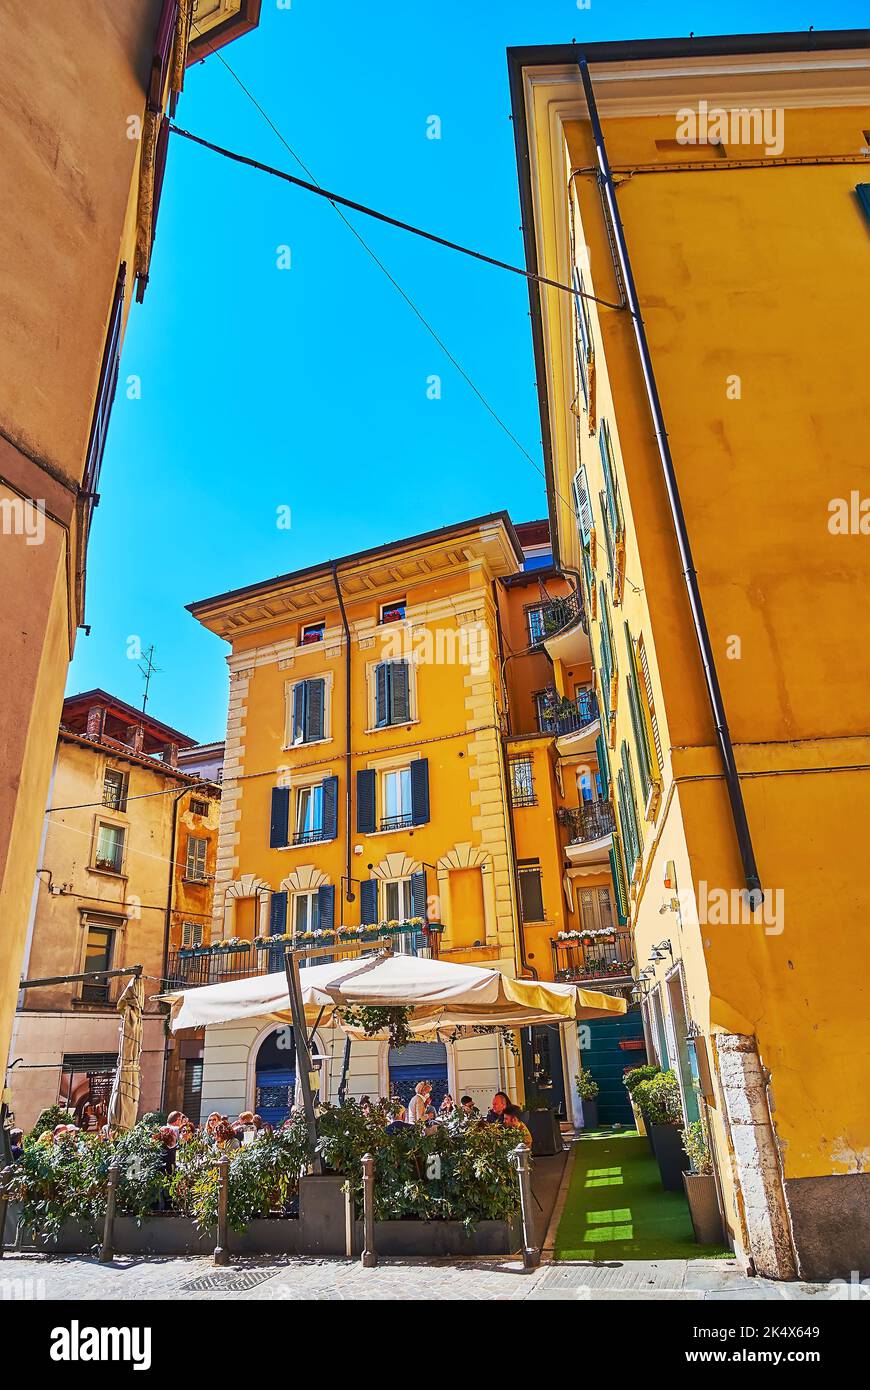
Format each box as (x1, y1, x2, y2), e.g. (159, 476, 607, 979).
(388, 1042, 449, 1112)
(581, 1007, 647, 1125)
(254, 1028, 296, 1127)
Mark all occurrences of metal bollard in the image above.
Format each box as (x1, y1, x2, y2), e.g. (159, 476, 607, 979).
(100, 1161, 120, 1264)
(511, 1142, 541, 1269)
(0, 1193, 8, 1260)
(360, 1152, 377, 1268)
(213, 1157, 230, 1266)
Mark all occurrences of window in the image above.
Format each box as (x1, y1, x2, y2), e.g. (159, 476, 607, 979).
(294, 783, 324, 844)
(598, 420, 624, 586)
(189, 798, 209, 817)
(83, 264, 126, 533)
(384, 878, 413, 922)
(82, 925, 114, 1003)
(857, 184, 870, 225)
(300, 621, 325, 645)
(509, 756, 536, 807)
(94, 823, 125, 874)
(522, 550, 553, 572)
(181, 922, 204, 948)
(573, 466, 593, 548)
(374, 660, 411, 727)
(380, 599, 406, 624)
(572, 267, 593, 408)
(293, 890, 319, 936)
(518, 861, 545, 922)
(526, 604, 546, 646)
(578, 886, 616, 934)
(616, 741, 643, 873)
(624, 624, 654, 800)
(636, 635, 663, 771)
(185, 836, 208, 881)
(357, 759, 428, 833)
(381, 767, 413, 830)
(289, 677, 326, 745)
(102, 768, 128, 812)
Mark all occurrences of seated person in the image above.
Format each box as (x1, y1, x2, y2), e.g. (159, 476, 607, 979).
(385, 1101, 412, 1135)
(460, 1095, 480, 1121)
(9, 1128, 24, 1161)
(485, 1091, 511, 1124)
(438, 1093, 455, 1117)
(503, 1104, 533, 1149)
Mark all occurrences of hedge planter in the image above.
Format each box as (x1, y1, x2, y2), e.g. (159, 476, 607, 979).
(356, 1216, 521, 1257)
(683, 1173, 724, 1245)
(579, 1098, 599, 1131)
(649, 1123, 690, 1192)
(524, 1107, 562, 1156)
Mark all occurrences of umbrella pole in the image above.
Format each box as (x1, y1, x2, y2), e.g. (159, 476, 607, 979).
(337, 1034, 352, 1105)
(284, 948, 322, 1174)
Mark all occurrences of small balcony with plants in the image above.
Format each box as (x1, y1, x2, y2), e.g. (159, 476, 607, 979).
(551, 927, 634, 990)
(538, 586, 590, 666)
(539, 685, 600, 753)
(557, 799, 616, 865)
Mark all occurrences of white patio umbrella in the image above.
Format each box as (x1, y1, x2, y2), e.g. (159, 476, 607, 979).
(106, 973, 145, 1133)
(157, 952, 626, 1035)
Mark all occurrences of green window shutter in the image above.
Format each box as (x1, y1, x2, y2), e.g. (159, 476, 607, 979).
(599, 421, 621, 535)
(375, 662, 389, 727)
(609, 838, 629, 925)
(304, 678, 325, 741)
(619, 740, 643, 868)
(573, 466, 593, 546)
(637, 637, 663, 771)
(624, 626, 652, 798)
(595, 732, 610, 798)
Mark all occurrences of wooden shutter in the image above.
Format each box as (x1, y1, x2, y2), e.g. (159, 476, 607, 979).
(595, 732, 610, 798)
(305, 678, 325, 741)
(609, 836, 630, 925)
(291, 683, 306, 744)
(410, 871, 428, 920)
(599, 421, 621, 536)
(360, 879, 379, 925)
(637, 636, 663, 771)
(375, 662, 389, 727)
(518, 866, 545, 922)
(269, 786, 290, 847)
(269, 890, 288, 934)
(83, 263, 126, 524)
(182, 1058, 203, 1124)
(317, 885, 335, 933)
(410, 758, 430, 825)
(573, 466, 593, 546)
(321, 775, 338, 840)
(624, 625, 652, 798)
(356, 768, 376, 833)
(857, 184, 870, 224)
(390, 661, 411, 724)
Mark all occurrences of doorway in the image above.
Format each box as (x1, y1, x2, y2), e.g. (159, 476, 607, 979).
(254, 1027, 296, 1127)
(388, 1041, 449, 1110)
(521, 1024, 567, 1118)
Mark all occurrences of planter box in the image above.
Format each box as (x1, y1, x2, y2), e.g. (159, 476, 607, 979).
(683, 1172, 724, 1245)
(649, 1123, 690, 1192)
(356, 1216, 521, 1257)
(524, 1107, 562, 1155)
(578, 1098, 599, 1130)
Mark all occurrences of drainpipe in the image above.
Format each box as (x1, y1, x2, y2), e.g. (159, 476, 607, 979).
(577, 58, 762, 903)
(160, 784, 188, 1111)
(331, 562, 353, 918)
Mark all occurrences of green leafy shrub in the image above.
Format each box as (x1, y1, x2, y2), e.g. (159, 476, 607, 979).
(3, 1131, 106, 1240)
(633, 1069, 682, 1126)
(575, 1068, 599, 1101)
(28, 1106, 76, 1141)
(622, 1065, 660, 1094)
(682, 1119, 712, 1175)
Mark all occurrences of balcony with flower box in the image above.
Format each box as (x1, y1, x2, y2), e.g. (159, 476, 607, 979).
(165, 919, 441, 989)
(557, 800, 616, 866)
(552, 928, 634, 991)
(538, 587, 590, 666)
(540, 686, 600, 755)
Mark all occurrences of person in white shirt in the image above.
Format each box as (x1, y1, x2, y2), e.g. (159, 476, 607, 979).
(407, 1080, 432, 1125)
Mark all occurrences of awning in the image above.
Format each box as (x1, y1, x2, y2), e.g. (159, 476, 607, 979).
(156, 952, 626, 1036)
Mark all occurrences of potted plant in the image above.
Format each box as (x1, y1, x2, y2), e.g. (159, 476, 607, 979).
(575, 1068, 599, 1130)
(521, 1086, 562, 1155)
(623, 1064, 659, 1141)
(682, 1120, 724, 1244)
(632, 1070, 688, 1192)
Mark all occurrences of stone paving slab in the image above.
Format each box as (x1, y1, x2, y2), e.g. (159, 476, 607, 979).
(0, 1253, 835, 1301)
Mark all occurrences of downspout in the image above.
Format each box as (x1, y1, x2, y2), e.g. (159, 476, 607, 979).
(577, 58, 762, 903)
(331, 562, 353, 918)
(492, 579, 537, 980)
(160, 784, 186, 1111)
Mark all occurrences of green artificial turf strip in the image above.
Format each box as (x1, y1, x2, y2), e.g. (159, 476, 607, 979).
(554, 1129, 731, 1262)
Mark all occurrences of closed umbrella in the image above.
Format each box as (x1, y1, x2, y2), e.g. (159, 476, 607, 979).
(106, 973, 144, 1133)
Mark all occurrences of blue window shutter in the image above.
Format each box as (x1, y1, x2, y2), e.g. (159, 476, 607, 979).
(596, 732, 610, 798)
(375, 662, 389, 727)
(356, 768, 376, 833)
(269, 890, 288, 934)
(305, 678, 325, 741)
(321, 775, 338, 840)
(390, 661, 410, 723)
(360, 879, 379, 925)
(269, 786, 290, 847)
(317, 884, 335, 933)
(292, 683, 306, 744)
(410, 871, 427, 920)
(410, 758, 430, 825)
(856, 184, 870, 225)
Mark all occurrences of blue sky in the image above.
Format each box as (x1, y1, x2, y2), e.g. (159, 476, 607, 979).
(69, 1, 865, 741)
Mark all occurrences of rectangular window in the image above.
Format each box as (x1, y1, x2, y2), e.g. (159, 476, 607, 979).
(374, 660, 411, 727)
(384, 878, 413, 922)
(518, 860, 545, 922)
(578, 886, 615, 934)
(94, 823, 125, 874)
(381, 767, 413, 830)
(82, 925, 114, 1003)
(102, 768, 128, 812)
(181, 922, 204, 948)
(526, 604, 546, 646)
(509, 756, 536, 807)
(290, 677, 326, 745)
(294, 783, 324, 844)
(294, 891, 319, 935)
(300, 621, 325, 645)
(379, 599, 406, 624)
(189, 798, 209, 817)
(185, 836, 208, 881)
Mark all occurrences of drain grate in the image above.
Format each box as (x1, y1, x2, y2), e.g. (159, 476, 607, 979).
(182, 1268, 280, 1294)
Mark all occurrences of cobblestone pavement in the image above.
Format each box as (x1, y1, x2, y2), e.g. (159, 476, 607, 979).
(0, 1254, 839, 1301)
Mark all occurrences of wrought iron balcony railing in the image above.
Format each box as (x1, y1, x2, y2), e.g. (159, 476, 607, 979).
(165, 926, 440, 989)
(558, 800, 616, 844)
(538, 588, 587, 643)
(540, 687, 599, 737)
(552, 930, 634, 985)
(379, 813, 415, 832)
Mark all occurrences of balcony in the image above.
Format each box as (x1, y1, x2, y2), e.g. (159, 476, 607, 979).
(539, 588, 591, 666)
(165, 925, 441, 989)
(540, 686, 600, 754)
(558, 800, 616, 865)
(552, 930, 634, 990)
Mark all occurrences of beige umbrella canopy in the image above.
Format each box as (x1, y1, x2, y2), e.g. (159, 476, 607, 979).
(158, 952, 626, 1036)
(106, 973, 145, 1133)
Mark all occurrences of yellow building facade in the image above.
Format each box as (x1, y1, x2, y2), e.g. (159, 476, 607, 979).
(510, 30, 870, 1279)
(0, 0, 259, 1121)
